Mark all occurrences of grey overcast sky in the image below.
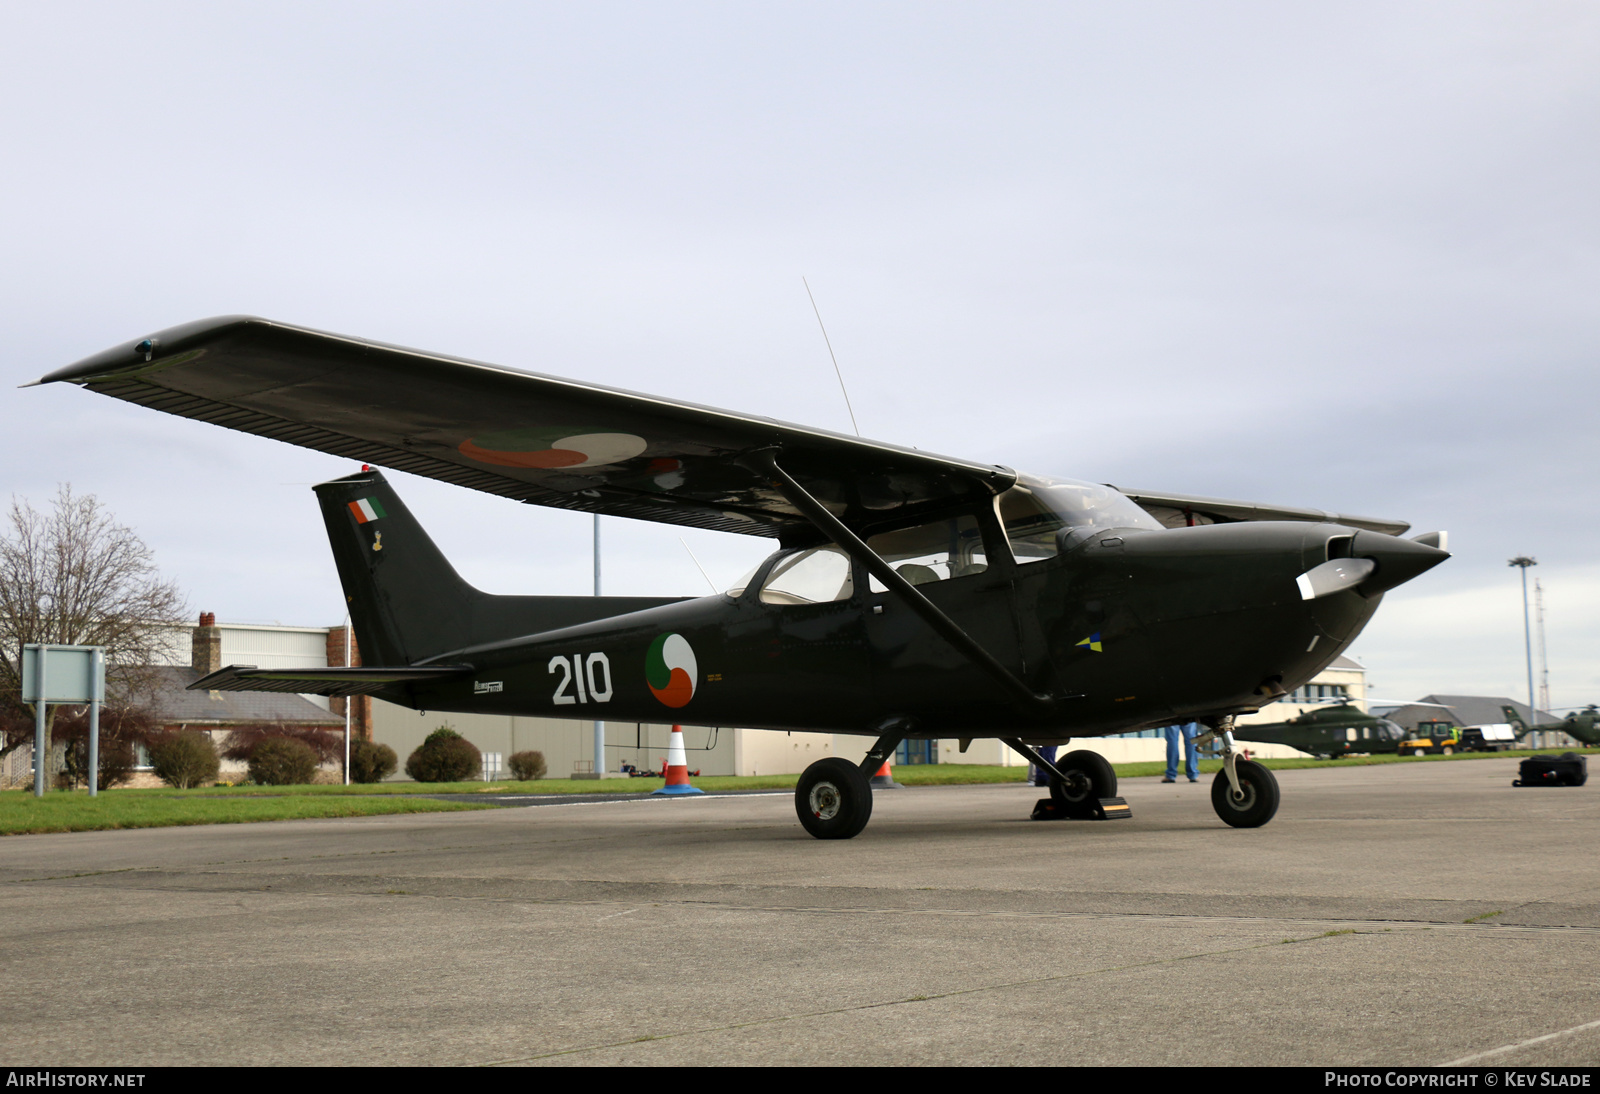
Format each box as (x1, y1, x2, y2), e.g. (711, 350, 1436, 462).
(3, 2, 1596, 707)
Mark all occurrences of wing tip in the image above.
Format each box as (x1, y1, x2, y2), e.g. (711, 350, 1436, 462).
(38, 315, 269, 387)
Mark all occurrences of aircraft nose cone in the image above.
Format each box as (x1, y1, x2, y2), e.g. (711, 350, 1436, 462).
(1351, 531, 1450, 597)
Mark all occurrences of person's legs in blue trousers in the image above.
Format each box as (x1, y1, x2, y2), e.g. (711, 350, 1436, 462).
(1163, 725, 1180, 782)
(1183, 723, 1200, 782)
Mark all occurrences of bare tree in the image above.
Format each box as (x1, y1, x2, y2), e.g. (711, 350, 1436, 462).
(0, 485, 186, 769)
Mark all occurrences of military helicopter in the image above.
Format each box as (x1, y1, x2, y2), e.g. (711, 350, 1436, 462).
(34, 317, 1451, 838)
(1502, 705, 1600, 748)
(1231, 703, 1407, 759)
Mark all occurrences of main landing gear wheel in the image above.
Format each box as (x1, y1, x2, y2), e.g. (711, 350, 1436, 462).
(1049, 750, 1117, 818)
(796, 757, 873, 840)
(1210, 758, 1280, 828)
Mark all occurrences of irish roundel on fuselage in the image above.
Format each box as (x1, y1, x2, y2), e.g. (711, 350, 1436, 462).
(646, 634, 697, 709)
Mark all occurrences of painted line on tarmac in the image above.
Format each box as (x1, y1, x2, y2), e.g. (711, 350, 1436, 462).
(1441, 1016, 1600, 1065)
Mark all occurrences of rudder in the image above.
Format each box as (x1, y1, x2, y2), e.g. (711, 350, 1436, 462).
(315, 470, 691, 668)
(316, 470, 482, 666)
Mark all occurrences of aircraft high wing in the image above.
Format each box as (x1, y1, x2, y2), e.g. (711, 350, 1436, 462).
(37, 316, 1408, 540)
(37, 316, 1451, 839)
(36, 316, 1015, 541)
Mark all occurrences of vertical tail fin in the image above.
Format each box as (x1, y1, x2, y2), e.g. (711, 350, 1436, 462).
(316, 471, 484, 666)
(1501, 705, 1529, 734)
(315, 470, 691, 667)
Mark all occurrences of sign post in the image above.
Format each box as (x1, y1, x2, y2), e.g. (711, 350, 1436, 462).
(21, 645, 106, 798)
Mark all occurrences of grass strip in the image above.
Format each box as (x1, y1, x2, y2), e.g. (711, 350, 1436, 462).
(182, 766, 1034, 795)
(0, 792, 493, 836)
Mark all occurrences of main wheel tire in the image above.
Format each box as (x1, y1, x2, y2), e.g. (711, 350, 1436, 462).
(1211, 759, 1280, 828)
(795, 757, 873, 840)
(1049, 749, 1117, 816)
(1441, 746, 1454, 756)
(1412, 748, 1426, 757)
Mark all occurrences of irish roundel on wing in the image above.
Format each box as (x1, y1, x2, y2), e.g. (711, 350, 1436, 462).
(646, 634, 697, 708)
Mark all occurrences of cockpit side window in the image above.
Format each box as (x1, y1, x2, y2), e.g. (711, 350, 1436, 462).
(999, 474, 1164, 564)
(865, 514, 987, 593)
(997, 486, 1063, 564)
(758, 545, 855, 605)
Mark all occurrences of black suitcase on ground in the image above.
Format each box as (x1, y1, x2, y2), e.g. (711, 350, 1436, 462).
(1514, 752, 1588, 787)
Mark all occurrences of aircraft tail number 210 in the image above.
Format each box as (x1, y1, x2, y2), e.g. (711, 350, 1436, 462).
(550, 652, 614, 705)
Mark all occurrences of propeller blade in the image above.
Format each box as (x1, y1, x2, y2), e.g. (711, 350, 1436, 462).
(1295, 558, 1376, 600)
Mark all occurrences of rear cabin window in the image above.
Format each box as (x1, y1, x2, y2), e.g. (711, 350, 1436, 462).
(866, 515, 987, 593)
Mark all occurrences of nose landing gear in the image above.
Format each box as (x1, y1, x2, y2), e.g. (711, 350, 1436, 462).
(1199, 714, 1281, 828)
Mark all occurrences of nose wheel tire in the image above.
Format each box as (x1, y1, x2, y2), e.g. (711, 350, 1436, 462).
(1211, 758, 1280, 828)
(796, 757, 874, 840)
(1049, 750, 1118, 817)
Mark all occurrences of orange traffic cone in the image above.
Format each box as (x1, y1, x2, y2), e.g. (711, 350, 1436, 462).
(651, 725, 704, 796)
(869, 759, 904, 789)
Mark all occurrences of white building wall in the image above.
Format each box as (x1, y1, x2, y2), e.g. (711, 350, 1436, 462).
(218, 625, 335, 711)
(147, 620, 336, 710)
(369, 700, 741, 779)
(735, 730, 835, 776)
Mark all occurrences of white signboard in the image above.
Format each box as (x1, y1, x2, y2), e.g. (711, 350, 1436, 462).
(21, 645, 104, 703)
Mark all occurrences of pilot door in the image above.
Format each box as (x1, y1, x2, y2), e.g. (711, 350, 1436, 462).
(995, 482, 1155, 718)
(746, 543, 872, 726)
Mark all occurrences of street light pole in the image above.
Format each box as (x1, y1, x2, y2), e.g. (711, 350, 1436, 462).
(593, 513, 604, 778)
(1509, 557, 1537, 725)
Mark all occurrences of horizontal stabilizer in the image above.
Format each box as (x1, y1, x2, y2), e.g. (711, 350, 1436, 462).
(189, 664, 473, 697)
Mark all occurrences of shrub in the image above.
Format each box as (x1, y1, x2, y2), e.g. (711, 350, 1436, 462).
(247, 737, 320, 786)
(508, 750, 547, 780)
(349, 739, 399, 784)
(405, 726, 481, 783)
(59, 739, 137, 790)
(148, 731, 221, 789)
(222, 724, 342, 764)
(51, 704, 154, 790)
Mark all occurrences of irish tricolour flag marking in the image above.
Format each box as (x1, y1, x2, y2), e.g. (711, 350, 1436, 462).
(348, 498, 387, 524)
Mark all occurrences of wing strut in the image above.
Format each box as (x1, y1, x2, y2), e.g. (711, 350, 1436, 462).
(1001, 738, 1069, 780)
(739, 448, 1054, 714)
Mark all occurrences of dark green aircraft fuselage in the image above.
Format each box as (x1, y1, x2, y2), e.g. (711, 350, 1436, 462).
(326, 471, 1423, 743)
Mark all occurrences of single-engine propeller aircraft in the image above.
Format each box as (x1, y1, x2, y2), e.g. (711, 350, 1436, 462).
(35, 317, 1450, 838)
